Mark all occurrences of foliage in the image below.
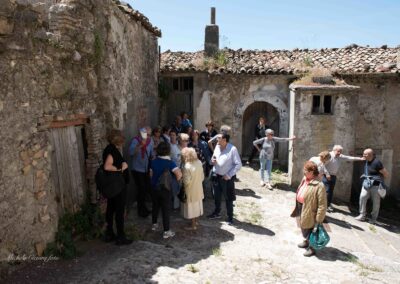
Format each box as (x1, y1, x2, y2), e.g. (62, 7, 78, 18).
(44, 192, 104, 259)
(90, 31, 103, 66)
(125, 224, 143, 241)
(202, 50, 229, 68)
(187, 264, 199, 273)
(212, 247, 222, 256)
(272, 169, 283, 174)
(302, 56, 313, 67)
(215, 51, 228, 66)
(345, 254, 383, 275)
(368, 224, 377, 233)
(292, 67, 343, 86)
(248, 212, 263, 225)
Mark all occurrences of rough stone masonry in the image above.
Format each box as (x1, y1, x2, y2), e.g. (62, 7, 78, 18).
(0, 0, 160, 257)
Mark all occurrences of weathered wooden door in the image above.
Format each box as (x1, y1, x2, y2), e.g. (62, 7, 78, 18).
(242, 102, 280, 159)
(51, 126, 87, 213)
(166, 77, 193, 125)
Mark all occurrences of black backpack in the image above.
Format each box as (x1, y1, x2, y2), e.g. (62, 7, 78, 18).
(156, 168, 172, 191)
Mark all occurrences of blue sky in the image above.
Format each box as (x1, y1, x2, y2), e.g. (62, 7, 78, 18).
(126, 0, 400, 52)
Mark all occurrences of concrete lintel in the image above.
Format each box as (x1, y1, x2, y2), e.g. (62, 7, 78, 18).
(289, 84, 360, 91)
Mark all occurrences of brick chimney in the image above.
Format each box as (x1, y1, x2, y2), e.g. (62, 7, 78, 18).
(204, 7, 219, 57)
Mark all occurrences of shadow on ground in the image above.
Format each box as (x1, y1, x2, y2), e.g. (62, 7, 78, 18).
(325, 216, 364, 231)
(315, 247, 359, 262)
(3, 195, 276, 283)
(236, 188, 262, 199)
(273, 182, 295, 193)
(230, 219, 275, 236)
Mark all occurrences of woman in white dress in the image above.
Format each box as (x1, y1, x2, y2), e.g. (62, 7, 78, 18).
(181, 147, 204, 230)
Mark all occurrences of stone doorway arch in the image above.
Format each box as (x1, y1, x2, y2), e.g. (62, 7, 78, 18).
(234, 91, 289, 168)
(242, 102, 280, 158)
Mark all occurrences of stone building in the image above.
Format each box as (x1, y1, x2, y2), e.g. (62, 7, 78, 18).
(160, 9, 400, 203)
(0, 0, 160, 256)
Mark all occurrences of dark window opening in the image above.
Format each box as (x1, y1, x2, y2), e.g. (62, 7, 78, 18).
(182, 77, 193, 91)
(312, 95, 333, 115)
(312, 95, 321, 114)
(323, 95, 332, 113)
(171, 77, 194, 92)
(172, 78, 179, 90)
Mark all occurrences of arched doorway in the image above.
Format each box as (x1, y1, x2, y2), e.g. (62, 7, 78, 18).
(242, 102, 280, 160)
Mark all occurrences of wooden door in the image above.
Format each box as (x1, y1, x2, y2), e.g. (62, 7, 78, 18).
(51, 126, 87, 213)
(166, 77, 194, 125)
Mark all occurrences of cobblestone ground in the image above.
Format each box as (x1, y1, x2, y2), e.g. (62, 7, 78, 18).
(3, 166, 400, 283)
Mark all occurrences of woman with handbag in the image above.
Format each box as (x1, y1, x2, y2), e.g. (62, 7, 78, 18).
(181, 147, 205, 230)
(150, 142, 182, 239)
(290, 161, 327, 257)
(102, 129, 132, 246)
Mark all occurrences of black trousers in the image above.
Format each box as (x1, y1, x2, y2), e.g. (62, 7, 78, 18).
(131, 170, 151, 215)
(212, 175, 235, 220)
(152, 188, 171, 231)
(106, 187, 127, 238)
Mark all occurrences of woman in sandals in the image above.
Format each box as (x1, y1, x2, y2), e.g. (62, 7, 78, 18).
(181, 147, 204, 230)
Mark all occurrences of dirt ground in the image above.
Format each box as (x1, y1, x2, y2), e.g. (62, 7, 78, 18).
(2, 166, 400, 283)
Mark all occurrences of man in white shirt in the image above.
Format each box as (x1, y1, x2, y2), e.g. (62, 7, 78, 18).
(207, 133, 242, 225)
(324, 145, 364, 212)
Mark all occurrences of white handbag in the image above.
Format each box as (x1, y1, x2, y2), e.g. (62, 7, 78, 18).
(377, 183, 387, 199)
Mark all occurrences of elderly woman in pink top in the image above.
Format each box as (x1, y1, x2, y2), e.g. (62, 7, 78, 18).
(291, 161, 327, 257)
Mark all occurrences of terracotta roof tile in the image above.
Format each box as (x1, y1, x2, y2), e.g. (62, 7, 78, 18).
(113, 0, 161, 37)
(161, 46, 400, 75)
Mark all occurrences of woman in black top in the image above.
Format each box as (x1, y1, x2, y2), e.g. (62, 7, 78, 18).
(102, 129, 132, 246)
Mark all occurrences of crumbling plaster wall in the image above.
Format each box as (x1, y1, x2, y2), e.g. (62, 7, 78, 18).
(347, 76, 400, 198)
(0, 0, 158, 256)
(289, 87, 359, 202)
(194, 74, 293, 165)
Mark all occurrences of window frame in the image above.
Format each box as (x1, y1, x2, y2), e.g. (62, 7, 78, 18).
(311, 94, 334, 115)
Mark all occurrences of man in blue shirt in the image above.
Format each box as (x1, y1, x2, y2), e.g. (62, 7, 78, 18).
(207, 133, 242, 225)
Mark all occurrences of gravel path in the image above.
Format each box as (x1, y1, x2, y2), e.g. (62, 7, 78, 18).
(3, 166, 400, 283)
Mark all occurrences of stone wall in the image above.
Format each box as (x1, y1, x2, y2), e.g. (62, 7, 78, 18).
(193, 74, 294, 167)
(346, 75, 400, 199)
(288, 77, 400, 203)
(288, 85, 360, 202)
(0, 0, 159, 257)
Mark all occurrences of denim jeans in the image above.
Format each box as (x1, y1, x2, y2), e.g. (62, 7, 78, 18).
(212, 175, 235, 220)
(322, 175, 337, 206)
(260, 158, 273, 182)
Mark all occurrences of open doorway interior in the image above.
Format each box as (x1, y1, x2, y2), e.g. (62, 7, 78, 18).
(242, 101, 279, 161)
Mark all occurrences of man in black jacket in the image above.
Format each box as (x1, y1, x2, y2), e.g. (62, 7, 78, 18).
(246, 116, 269, 165)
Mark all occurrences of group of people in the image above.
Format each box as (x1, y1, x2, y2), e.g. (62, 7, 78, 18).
(101, 112, 242, 243)
(292, 146, 389, 257)
(246, 116, 390, 257)
(101, 113, 390, 259)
